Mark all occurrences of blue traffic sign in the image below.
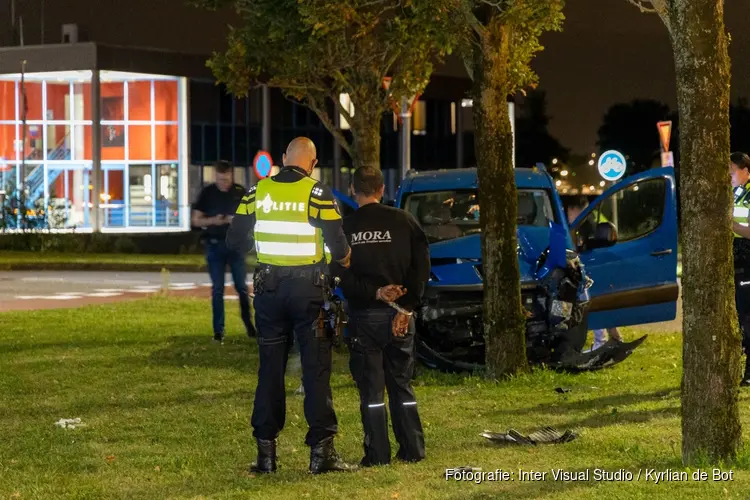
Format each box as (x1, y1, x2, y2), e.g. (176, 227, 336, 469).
(254, 151, 272, 179)
(598, 150, 627, 181)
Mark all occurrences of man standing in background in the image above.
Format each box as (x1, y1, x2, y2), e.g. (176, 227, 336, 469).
(191, 160, 255, 343)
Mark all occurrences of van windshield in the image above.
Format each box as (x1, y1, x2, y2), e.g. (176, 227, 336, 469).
(404, 189, 554, 243)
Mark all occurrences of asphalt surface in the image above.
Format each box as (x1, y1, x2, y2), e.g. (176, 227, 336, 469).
(0, 271, 248, 312)
(0, 270, 685, 334)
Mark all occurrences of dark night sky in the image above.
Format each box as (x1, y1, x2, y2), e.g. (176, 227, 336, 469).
(531, 0, 750, 155)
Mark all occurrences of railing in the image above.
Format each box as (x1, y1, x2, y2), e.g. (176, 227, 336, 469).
(24, 132, 72, 203)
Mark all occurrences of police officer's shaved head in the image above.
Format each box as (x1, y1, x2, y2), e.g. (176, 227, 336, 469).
(283, 137, 318, 174)
(352, 166, 385, 198)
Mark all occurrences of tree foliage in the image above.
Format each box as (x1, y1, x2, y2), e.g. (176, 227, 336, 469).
(457, 0, 564, 377)
(195, 0, 458, 168)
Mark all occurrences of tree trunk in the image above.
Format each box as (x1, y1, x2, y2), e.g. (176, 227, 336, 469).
(473, 18, 527, 378)
(667, 0, 742, 464)
(350, 100, 382, 170)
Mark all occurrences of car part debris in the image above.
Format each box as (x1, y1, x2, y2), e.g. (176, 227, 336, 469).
(55, 418, 86, 429)
(552, 335, 648, 373)
(481, 426, 577, 445)
(554, 387, 571, 394)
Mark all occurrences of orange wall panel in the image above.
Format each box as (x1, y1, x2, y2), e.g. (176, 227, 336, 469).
(154, 81, 178, 122)
(0, 81, 15, 121)
(0, 124, 15, 159)
(23, 83, 43, 121)
(155, 125, 178, 160)
(128, 81, 151, 121)
(128, 125, 151, 160)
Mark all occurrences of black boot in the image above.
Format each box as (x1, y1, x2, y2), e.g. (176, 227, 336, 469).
(309, 437, 358, 474)
(249, 438, 277, 473)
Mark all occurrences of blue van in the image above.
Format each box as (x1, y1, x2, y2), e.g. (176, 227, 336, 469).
(335, 166, 678, 371)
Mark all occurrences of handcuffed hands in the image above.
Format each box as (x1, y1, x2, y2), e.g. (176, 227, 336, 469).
(338, 248, 352, 269)
(376, 285, 407, 303)
(214, 214, 232, 225)
(392, 312, 410, 337)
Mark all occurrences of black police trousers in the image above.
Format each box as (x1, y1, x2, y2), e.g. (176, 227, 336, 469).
(251, 275, 337, 447)
(348, 308, 425, 466)
(735, 263, 750, 354)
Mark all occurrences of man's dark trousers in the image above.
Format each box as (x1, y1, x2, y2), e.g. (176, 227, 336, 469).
(205, 239, 252, 336)
(735, 251, 750, 374)
(348, 308, 425, 465)
(251, 275, 338, 446)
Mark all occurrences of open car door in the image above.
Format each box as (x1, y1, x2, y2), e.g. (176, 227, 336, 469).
(571, 167, 678, 330)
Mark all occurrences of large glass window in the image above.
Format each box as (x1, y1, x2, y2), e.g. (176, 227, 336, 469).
(0, 70, 187, 231)
(0, 71, 94, 230)
(404, 189, 555, 243)
(576, 178, 667, 245)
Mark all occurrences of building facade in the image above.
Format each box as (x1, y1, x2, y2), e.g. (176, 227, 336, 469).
(0, 0, 482, 232)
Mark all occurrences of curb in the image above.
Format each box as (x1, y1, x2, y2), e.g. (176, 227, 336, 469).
(0, 260, 259, 273)
(0, 262, 209, 272)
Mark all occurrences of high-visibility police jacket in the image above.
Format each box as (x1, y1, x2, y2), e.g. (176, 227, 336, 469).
(225, 166, 350, 267)
(734, 182, 750, 238)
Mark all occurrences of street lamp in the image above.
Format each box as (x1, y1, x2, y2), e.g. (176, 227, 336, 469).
(552, 158, 559, 165)
(560, 170, 569, 177)
(588, 160, 595, 166)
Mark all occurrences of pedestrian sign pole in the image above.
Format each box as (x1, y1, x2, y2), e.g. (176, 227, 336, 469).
(657, 121, 674, 167)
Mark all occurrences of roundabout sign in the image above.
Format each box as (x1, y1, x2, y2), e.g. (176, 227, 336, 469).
(253, 150, 273, 179)
(597, 150, 627, 182)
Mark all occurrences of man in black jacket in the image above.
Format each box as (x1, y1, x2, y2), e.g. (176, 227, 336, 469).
(191, 160, 254, 342)
(331, 166, 430, 467)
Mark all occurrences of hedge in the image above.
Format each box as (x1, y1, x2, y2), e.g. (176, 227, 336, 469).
(0, 231, 204, 255)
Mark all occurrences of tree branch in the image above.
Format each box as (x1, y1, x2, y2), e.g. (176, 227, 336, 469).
(306, 96, 353, 157)
(625, 0, 657, 13)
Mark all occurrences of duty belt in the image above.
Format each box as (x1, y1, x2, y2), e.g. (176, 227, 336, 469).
(258, 264, 326, 285)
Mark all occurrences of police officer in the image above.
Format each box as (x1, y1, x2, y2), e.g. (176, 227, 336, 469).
(730, 152, 750, 386)
(226, 137, 357, 474)
(191, 160, 254, 342)
(331, 166, 430, 466)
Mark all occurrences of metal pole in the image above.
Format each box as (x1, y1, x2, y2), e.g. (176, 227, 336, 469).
(261, 84, 270, 151)
(399, 96, 411, 179)
(333, 103, 341, 190)
(91, 70, 102, 231)
(11, 0, 15, 44)
(456, 101, 464, 169)
(19, 60, 26, 228)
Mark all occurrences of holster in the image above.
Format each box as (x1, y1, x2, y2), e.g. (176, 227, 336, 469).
(314, 276, 347, 344)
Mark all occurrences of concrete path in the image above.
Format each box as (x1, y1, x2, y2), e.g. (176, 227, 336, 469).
(0, 270, 250, 312)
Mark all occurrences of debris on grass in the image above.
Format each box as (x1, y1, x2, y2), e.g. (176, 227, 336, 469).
(481, 426, 577, 445)
(55, 418, 86, 429)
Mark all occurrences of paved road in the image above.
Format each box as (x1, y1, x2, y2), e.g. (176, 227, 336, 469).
(0, 271, 685, 334)
(0, 271, 248, 312)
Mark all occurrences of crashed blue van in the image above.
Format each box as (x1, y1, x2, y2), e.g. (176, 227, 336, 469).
(332, 166, 678, 371)
(383, 165, 679, 371)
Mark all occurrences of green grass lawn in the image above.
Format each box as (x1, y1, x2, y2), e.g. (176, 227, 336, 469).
(0, 251, 205, 266)
(1, 297, 746, 499)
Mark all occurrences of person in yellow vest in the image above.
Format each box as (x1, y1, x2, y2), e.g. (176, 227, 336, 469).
(226, 137, 356, 474)
(729, 152, 750, 386)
